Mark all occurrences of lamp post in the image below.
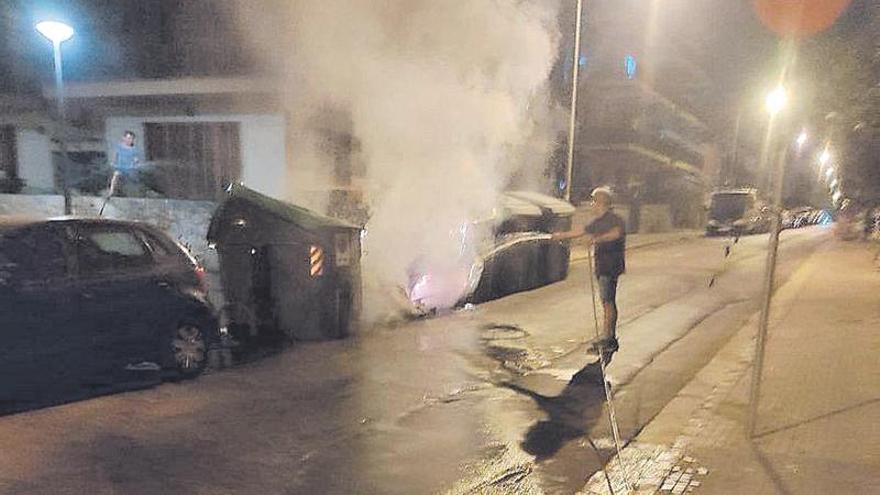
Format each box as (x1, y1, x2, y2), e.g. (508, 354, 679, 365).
(796, 129, 808, 149)
(819, 148, 831, 166)
(35, 20, 74, 214)
(563, 0, 584, 202)
(765, 85, 787, 116)
(747, 84, 790, 437)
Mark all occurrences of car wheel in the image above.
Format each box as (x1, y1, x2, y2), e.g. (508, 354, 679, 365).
(168, 321, 208, 378)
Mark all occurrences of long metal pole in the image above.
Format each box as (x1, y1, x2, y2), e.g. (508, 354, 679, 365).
(53, 41, 65, 122)
(564, 0, 583, 202)
(587, 248, 631, 493)
(747, 139, 787, 437)
(52, 40, 72, 215)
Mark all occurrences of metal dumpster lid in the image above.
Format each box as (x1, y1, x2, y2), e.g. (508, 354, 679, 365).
(208, 184, 360, 241)
(505, 190, 576, 215)
(499, 194, 543, 218)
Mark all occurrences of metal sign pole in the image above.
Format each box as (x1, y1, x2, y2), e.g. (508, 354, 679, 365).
(747, 143, 788, 437)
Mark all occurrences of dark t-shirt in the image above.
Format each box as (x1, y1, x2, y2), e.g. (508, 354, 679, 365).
(585, 210, 626, 276)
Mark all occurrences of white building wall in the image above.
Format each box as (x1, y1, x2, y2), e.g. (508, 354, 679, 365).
(239, 115, 287, 199)
(15, 129, 54, 192)
(105, 114, 287, 200)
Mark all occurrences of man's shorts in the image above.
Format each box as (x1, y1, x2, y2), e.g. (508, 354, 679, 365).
(112, 169, 142, 196)
(597, 275, 619, 304)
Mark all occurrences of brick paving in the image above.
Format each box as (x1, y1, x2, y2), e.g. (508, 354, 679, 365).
(581, 240, 880, 494)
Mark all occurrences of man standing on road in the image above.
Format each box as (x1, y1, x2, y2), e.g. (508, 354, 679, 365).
(553, 186, 626, 352)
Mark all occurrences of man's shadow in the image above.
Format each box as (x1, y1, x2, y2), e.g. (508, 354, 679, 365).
(504, 355, 613, 460)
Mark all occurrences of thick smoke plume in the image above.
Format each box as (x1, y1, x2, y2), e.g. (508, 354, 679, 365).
(235, 1, 562, 320)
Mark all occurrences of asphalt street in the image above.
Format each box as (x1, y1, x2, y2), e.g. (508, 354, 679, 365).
(0, 226, 831, 495)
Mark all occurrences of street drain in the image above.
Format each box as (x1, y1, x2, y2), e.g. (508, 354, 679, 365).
(480, 323, 529, 341)
(484, 345, 549, 375)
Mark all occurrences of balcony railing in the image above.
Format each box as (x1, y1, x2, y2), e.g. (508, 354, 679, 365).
(580, 126, 705, 170)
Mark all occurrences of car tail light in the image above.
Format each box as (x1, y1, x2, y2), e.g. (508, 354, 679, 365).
(194, 265, 209, 294)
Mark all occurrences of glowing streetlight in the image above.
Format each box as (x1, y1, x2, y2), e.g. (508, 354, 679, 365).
(35, 20, 74, 118)
(765, 85, 787, 115)
(818, 148, 831, 167)
(796, 130, 808, 148)
(35, 21, 74, 44)
(35, 20, 74, 214)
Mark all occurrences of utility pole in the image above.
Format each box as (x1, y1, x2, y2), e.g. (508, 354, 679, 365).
(564, 0, 583, 202)
(748, 83, 790, 437)
(36, 21, 75, 215)
(52, 39, 72, 215)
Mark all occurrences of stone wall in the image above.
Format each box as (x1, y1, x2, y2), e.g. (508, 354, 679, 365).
(638, 204, 674, 233)
(572, 202, 673, 234)
(0, 194, 64, 218)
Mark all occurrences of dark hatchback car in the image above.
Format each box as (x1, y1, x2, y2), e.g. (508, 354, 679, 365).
(0, 217, 219, 407)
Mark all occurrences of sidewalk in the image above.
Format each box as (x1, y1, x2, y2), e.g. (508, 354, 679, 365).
(582, 240, 880, 494)
(570, 230, 703, 263)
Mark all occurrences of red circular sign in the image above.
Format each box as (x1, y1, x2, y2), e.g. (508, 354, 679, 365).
(753, 0, 852, 37)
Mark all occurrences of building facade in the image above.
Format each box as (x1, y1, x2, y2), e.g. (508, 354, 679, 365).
(560, 0, 721, 231)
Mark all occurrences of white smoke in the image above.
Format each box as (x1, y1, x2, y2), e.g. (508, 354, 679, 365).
(235, 0, 563, 321)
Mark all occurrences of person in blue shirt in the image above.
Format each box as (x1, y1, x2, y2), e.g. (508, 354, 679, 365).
(107, 130, 140, 197)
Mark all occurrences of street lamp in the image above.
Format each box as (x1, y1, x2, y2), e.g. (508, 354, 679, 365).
(748, 82, 791, 437)
(35, 20, 74, 214)
(818, 148, 831, 167)
(563, 0, 584, 202)
(35, 20, 74, 43)
(765, 85, 787, 115)
(796, 130, 808, 148)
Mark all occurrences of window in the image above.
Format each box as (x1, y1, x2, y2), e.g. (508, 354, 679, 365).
(136, 229, 186, 264)
(0, 227, 69, 282)
(624, 54, 638, 80)
(89, 232, 147, 257)
(77, 227, 152, 275)
(140, 232, 172, 257)
(0, 125, 17, 180)
(144, 122, 241, 200)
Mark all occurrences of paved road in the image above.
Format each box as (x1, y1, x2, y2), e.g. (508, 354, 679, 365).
(0, 227, 830, 495)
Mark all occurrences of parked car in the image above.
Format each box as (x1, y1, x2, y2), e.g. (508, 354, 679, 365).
(705, 188, 771, 236)
(785, 206, 812, 228)
(0, 217, 219, 406)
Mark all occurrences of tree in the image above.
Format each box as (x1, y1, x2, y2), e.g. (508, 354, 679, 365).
(794, 0, 880, 202)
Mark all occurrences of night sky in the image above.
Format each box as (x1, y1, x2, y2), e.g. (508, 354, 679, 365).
(3, 1, 873, 104)
(1, 0, 875, 197)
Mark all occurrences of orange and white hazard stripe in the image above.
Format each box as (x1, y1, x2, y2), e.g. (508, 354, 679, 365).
(309, 245, 325, 277)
